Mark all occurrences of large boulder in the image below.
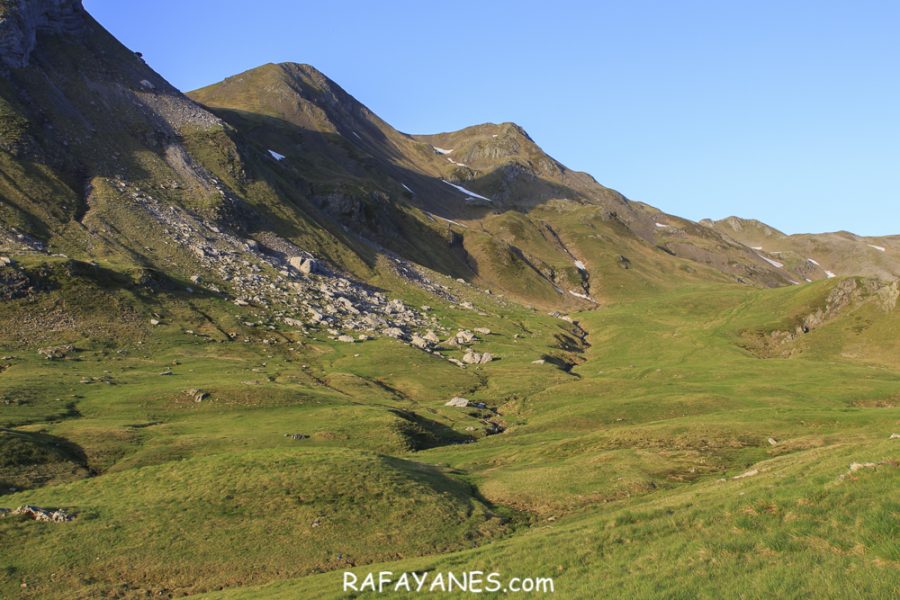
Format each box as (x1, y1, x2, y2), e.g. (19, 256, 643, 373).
(382, 327, 407, 340)
(445, 397, 470, 408)
(288, 256, 318, 275)
(410, 334, 430, 350)
(461, 349, 481, 364)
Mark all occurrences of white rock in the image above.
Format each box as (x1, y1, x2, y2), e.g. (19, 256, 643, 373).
(445, 397, 470, 408)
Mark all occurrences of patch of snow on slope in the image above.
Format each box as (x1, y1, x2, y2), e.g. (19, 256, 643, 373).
(655, 222, 669, 228)
(825, 270, 836, 278)
(868, 244, 886, 252)
(574, 260, 586, 270)
(568, 290, 594, 301)
(401, 183, 413, 194)
(268, 150, 285, 161)
(442, 180, 491, 202)
(759, 255, 783, 269)
(807, 258, 820, 266)
(751, 246, 763, 250)
(447, 157, 469, 168)
(352, 131, 362, 139)
(424, 211, 467, 228)
(433, 147, 453, 155)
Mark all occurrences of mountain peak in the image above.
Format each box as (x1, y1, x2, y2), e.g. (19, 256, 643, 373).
(713, 216, 786, 238)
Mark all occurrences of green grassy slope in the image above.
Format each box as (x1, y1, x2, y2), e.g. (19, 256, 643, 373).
(1, 265, 897, 598)
(194, 280, 899, 599)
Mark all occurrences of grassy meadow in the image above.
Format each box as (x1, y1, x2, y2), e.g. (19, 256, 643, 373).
(0, 265, 897, 598)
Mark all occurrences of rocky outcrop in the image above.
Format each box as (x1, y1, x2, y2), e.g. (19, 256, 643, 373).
(0, 0, 86, 68)
(742, 278, 897, 358)
(37, 344, 73, 360)
(7, 505, 74, 522)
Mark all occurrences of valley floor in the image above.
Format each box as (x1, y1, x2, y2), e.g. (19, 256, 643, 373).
(1, 274, 898, 599)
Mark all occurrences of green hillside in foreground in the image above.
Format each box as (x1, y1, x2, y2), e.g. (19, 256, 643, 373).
(0, 1, 898, 598)
(1, 262, 897, 598)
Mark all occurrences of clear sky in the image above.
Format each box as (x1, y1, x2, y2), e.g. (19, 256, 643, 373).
(83, 0, 899, 236)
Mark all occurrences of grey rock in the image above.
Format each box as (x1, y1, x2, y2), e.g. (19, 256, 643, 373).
(462, 349, 481, 364)
(37, 345, 73, 360)
(0, 0, 86, 69)
(382, 327, 407, 340)
(445, 397, 470, 408)
(410, 334, 430, 349)
(12, 505, 73, 523)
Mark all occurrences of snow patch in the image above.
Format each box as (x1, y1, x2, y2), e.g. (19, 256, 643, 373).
(574, 260, 586, 271)
(654, 222, 669, 228)
(868, 244, 886, 252)
(442, 180, 491, 202)
(568, 290, 594, 301)
(447, 157, 469, 168)
(825, 270, 836, 278)
(751, 246, 763, 250)
(401, 183, 413, 194)
(425, 211, 467, 228)
(268, 150, 285, 161)
(352, 131, 362, 140)
(433, 147, 453, 155)
(807, 258, 820, 266)
(759, 255, 783, 269)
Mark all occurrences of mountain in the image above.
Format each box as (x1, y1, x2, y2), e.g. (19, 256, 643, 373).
(189, 62, 805, 305)
(703, 216, 900, 282)
(2, 0, 892, 310)
(1, 2, 898, 599)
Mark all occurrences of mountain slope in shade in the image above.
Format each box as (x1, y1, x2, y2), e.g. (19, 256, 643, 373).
(703, 216, 900, 282)
(190, 63, 802, 305)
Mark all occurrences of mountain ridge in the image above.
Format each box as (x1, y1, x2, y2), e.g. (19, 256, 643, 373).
(703, 215, 899, 282)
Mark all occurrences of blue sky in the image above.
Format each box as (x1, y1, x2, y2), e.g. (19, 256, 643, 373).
(84, 0, 899, 236)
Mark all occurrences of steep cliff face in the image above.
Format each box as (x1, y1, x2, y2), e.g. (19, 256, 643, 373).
(0, 0, 85, 68)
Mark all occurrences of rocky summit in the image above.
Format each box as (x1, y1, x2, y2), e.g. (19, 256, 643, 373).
(0, 2, 897, 599)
